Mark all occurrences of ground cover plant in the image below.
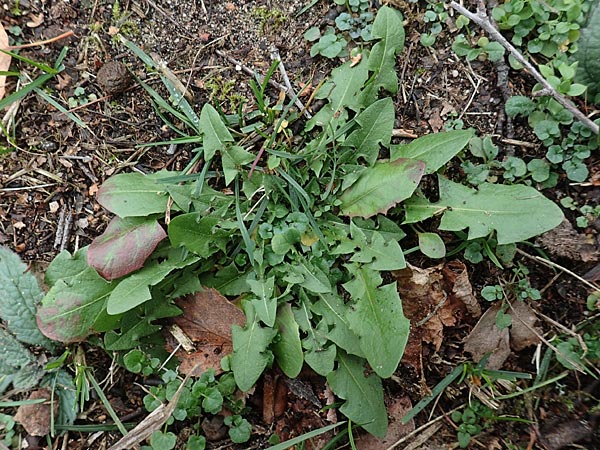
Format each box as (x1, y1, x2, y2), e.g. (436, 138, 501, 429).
(1, 0, 600, 448)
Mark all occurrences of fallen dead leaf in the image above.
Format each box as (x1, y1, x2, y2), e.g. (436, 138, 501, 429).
(355, 396, 415, 450)
(166, 289, 246, 376)
(509, 301, 541, 351)
(14, 389, 56, 436)
(463, 303, 511, 369)
(26, 13, 45, 28)
(0, 24, 12, 101)
(394, 261, 480, 373)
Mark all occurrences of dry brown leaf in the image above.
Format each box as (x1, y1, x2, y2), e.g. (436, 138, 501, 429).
(0, 24, 12, 101)
(166, 289, 246, 376)
(26, 13, 45, 28)
(14, 389, 56, 436)
(355, 396, 415, 450)
(394, 262, 480, 372)
(463, 304, 511, 369)
(509, 301, 541, 351)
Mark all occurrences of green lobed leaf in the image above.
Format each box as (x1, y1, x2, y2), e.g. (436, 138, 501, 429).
(87, 217, 167, 280)
(390, 129, 474, 174)
(231, 302, 277, 391)
(367, 5, 405, 93)
(405, 176, 565, 245)
(200, 264, 250, 296)
(350, 226, 406, 270)
(339, 158, 425, 218)
(199, 103, 234, 161)
(307, 57, 369, 129)
(106, 255, 199, 315)
(312, 293, 364, 358)
(327, 350, 388, 437)
(221, 145, 254, 185)
(37, 267, 118, 343)
(574, 2, 600, 96)
(343, 266, 409, 378)
(96, 171, 175, 217)
(344, 98, 395, 165)
(272, 303, 304, 378)
(168, 213, 231, 258)
(287, 259, 332, 294)
(0, 247, 55, 349)
(248, 276, 277, 327)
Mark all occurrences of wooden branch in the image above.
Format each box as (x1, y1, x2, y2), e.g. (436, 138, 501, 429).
(450, 1, 599, 136)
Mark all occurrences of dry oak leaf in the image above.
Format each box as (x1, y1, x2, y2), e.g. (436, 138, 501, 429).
(167, 288, 245, 376)
(509, 300, 541, 351)
(0, 24, 12, 101)
(14, 388, 57, 436)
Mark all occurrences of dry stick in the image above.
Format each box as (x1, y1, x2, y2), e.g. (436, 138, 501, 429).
(107, 370, 195, 450)
(449, 1, 599, 136)
(5, 30, 75, 50)
(215, 49, 307, 114)
(385, 404, 465, 450)
(517, 249, 600, 294)
(270, 46, 312, 119)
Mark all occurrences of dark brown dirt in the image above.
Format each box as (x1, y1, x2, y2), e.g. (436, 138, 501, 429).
(1, 1, 599, 449)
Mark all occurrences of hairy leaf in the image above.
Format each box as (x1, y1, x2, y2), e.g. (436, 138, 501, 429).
(0, 247, 55, 348)
(41, 369, 77, 427)
(88, 217, 167, 280)
(96, 171, 174, 217)
(231, 302, 277, 391)
(273, 303, 303, 378)
(37, 268, 118, 342)
(200, 103, 234, 161)
(405, 176, 565, 244)
(344, 98, 394, 165)
(343, 266, 409, 378)
(0, 328, 34, 376)
(339, 158, 425, 218)
(390, 129, 474, 174)
(368, 5, 405, 93)
(107, 255, 199, 315)
(327, 351, 387, 437)
(575, 2, 600, 96)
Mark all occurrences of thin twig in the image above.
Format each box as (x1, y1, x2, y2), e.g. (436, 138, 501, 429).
(216, 49, 311, 117)
(449, 1, 598, 136)
(517, 249, 600, 293)
(270, 46, 311, 119)
(5, 30, 75, 50)
(385, 404, 465, 450)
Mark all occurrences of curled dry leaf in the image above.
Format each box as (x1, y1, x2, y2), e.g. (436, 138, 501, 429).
(0, 24, 12, 101)
(509, 300, 541, 351)
(463, 303, 511, 370)
(464, 301, 542, 369)
(394, 261, 480, 373)
(14, 388, 56, 436)
(166, 288, 245, 376)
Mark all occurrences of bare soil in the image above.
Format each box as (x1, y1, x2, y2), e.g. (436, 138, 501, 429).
(1, 0, 599, 449)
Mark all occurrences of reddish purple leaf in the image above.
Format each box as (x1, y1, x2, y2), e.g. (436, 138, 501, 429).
(88, 217, 166, 280)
